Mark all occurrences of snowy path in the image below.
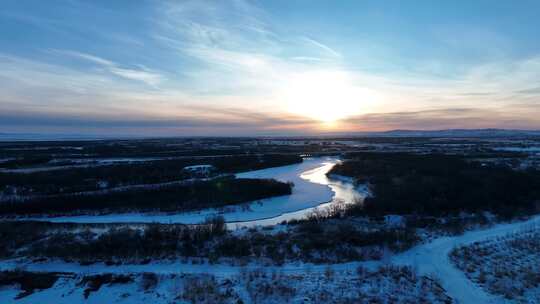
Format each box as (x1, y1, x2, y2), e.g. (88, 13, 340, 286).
(2, 216, 538, 303)
(392, 215, 540, 304)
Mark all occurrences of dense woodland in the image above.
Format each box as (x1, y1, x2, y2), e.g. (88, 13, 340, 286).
(0, 219, 416, 264)
(330, 153, 540, 217)
(0, 154, 301, 195)
(0, 177, 292, 215)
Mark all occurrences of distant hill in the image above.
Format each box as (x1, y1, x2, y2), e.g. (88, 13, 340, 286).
(2, 129, 540, 141)
(0, 133, 115, 141)
(345, 129, 540, 138)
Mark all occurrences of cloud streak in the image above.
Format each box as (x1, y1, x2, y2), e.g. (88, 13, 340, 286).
(0, 106, 319, 137)
(343, 107, 540, 131)
(301, 37, 342, 58)
(1, 1, 540, 136)
(54, 50, 164, 87)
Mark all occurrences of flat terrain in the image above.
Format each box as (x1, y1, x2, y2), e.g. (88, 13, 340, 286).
(451, 225, 540, 303)
(1, 136, 540, 303)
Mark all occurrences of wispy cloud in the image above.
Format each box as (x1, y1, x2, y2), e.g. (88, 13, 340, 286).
(0, 105, 319, 137)
(1, 1, 540, 136)
(107, 66, 163, 87)
(0, 52, 319, 135)
(343, 107, 540, 131)
(514, 86, 540, 95)
(53, 50, 164, 87)
(291, 56, 324, 62)
(57, 50, 114, 66)
(301, 37, 342, 58)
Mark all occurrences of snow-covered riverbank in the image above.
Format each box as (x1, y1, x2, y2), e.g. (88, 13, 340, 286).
(20, 157, 366, 226)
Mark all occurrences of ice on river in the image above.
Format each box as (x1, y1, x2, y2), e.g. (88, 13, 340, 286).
(24, 157, 366, 226)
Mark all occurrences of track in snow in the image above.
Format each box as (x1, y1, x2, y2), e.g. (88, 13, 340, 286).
(1, 215, 538, 303)
(392, 215, 540, 304)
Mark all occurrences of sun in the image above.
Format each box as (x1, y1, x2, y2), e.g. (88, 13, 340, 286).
(279, 70, 376, 123)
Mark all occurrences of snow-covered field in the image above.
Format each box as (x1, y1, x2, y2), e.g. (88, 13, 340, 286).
(24, 157, 367, 227)
(0, 266, 451, 304)
(0, 157, 168, 173)
(3, 153, 539, 303)
(393, 215, 540, 304)
(494, 147, 540, 153)
(450, 225, 540, 303)
(2, 215, 538, 303)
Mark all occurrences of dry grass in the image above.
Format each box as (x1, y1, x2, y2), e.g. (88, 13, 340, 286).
(451, 226, 540, 303)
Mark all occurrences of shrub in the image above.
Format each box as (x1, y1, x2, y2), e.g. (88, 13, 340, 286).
(139, 272, 159, 291)
(0, 270, 61, 299)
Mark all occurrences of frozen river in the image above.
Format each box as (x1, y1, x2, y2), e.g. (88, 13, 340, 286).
(28, 157, 368, 227)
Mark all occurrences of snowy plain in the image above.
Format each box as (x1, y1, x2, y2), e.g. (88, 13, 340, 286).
(2, 215, 539, 303)
(3, 155, 540, 303)
(392, 215, 540, 304)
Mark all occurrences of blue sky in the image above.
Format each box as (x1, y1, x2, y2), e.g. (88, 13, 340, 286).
(1, 0, 540, 136)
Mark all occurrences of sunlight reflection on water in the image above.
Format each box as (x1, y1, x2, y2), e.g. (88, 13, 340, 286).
(228, 157, 368, 229)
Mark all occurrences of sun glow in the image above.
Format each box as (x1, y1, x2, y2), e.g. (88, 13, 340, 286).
(280, 71, 377, 123)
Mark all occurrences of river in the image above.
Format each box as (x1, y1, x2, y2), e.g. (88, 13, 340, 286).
(27, 157, 367, 227)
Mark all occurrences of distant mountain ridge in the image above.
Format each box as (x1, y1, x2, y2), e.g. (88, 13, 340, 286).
(1, 129, 540, 141)
(0, 133, 120, 141)
(358, 128, 540, 137)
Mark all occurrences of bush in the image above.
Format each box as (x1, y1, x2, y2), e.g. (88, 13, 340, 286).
(0, 270, 61, 299)
(139, 272, 158, 291)
(79, 274, 133, 299)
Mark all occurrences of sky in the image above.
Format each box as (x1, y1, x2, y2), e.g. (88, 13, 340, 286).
(1, 0, 540, 137)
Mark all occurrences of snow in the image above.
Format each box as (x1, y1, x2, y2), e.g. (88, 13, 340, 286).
(494, 147, 540, 153)
(23, 157, 367, 227)
(392, 215, 540, 304)
(0, 266, 450, 304)
(0, 158, 167, 173)
(0, 258, 380, 277)
(182, 164, 214, 170)
(451, 227, 540, 302)
(0, 275, 162, 304)
(384, 215, 406, 228)
(1, 215, 539, 303)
